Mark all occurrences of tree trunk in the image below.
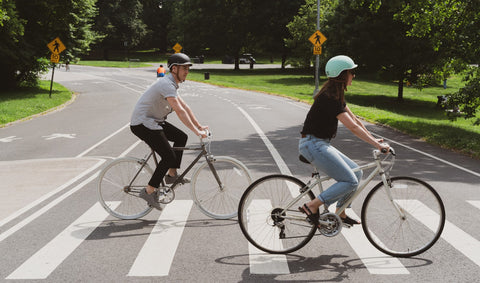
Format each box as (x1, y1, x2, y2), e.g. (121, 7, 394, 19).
(397, 74, 404, 102)
(234, 56, 240, 70)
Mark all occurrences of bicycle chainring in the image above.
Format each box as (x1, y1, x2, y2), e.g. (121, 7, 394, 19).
(157, 187, 175, 204)
(318, 212, 342, 237)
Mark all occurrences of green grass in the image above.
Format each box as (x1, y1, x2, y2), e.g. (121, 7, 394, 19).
(0, 81, 73, 127)
(187, 68, 480, 158)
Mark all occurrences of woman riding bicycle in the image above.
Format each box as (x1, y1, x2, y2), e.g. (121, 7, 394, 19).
(298, 55, 389, 227)
(130, 53, 208, 210)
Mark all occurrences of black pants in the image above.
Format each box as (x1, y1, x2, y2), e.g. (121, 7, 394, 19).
(130, 122, 188, 188)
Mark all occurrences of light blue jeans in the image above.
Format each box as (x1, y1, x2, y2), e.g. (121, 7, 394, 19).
(299, 135, 363, 208)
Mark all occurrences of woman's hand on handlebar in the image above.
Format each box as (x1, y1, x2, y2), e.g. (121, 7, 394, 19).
(377, 141, 390, 154)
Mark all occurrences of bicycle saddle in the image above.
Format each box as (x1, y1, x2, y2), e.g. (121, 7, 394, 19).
(299, 155, 310, 164)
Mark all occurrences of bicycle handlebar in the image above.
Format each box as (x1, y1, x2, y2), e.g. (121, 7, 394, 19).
(373, 144, 396, 157)
(198, 129, 212, 142)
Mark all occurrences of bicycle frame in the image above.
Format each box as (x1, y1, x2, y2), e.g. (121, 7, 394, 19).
(281, 149, 404, 224)
(128, 138, 224, 191)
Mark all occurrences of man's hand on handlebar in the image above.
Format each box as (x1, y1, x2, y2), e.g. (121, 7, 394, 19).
(197, 126, 210, 139)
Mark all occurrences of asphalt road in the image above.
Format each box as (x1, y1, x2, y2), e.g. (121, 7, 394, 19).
(0, 64, 479, 282)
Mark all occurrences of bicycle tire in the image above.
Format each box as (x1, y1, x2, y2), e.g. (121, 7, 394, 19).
(238, 174, 317, 254)
(98, 157, 153, 219)
(361, 176, 445, 257)
(191, 156, 252, 219)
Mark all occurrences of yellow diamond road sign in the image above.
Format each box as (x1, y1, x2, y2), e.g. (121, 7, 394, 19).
(47, 37, 66, 54)
(309, 30, 327, 46)
(172, 43, 183, 53)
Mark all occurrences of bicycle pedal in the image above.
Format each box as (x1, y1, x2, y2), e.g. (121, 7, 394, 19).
(342, 223, 352, 228)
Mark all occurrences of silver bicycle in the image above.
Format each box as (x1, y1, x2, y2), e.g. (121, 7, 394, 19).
(98, 131, 252, 220)
(238, 145, 445, 257)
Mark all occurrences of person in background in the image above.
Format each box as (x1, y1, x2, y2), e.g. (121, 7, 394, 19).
(157, 64, 166, 78)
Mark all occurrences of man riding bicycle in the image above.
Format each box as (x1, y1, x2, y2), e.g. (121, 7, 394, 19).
(130, 53, 208, 210)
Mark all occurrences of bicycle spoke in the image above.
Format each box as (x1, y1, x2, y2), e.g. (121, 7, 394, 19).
(238, 175, 317, 254)
(98, 158, 153, 220)
(362, 177, 445, 257)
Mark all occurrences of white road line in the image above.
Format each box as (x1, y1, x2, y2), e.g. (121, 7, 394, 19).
(341, 210, 409, 274)
(6, 202, 119, 280)
(247, 199, 290, 274)
(128, 200, 193, 277)
(427, 200, 480, 267)
(76, 123, 130, 157)
(0, 172, 100, 243)
(379, 136, 480, 178)
(0, 158, 105, 229)
(237, 107, 292, 176)
(467, 200, 480, 210)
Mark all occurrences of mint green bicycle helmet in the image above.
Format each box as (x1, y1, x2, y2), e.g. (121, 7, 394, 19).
(325, 55, 358, 78)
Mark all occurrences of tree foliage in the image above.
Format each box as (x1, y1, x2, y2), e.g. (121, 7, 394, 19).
(0, 0, 100, 89)
(93, 0, 147, 57)
(166, 0, 302, 69)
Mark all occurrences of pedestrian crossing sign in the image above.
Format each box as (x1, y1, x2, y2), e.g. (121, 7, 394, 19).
(47, 37, 66, 54)
(309, 30, 327, 46)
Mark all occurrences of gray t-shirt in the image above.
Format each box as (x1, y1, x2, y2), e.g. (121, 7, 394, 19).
(130, 74, 179, 130)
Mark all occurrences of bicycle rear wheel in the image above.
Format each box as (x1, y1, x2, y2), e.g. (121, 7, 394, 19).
(98, 157, 153, 219)
(362, 176, 445, 257)
(238, 175, 316, 254)
(191, 156, 252, 219)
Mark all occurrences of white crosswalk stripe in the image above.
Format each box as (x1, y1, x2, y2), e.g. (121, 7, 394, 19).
(4, 196, 480, 279)
(247, 199, 290, 274)
(6, 201, 120, 280)
(341, 210, 409, 275)
(128, 200, 193, 277)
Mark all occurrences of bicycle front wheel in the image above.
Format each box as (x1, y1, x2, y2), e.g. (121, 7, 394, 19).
(362, 176, 445, 257)
(98, 157, 153, 220)
(191, 156, 252, 219)
(238, 175, 317, 254)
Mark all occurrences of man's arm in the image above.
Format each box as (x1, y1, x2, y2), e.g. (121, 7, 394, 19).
(167, 96, 206, 137)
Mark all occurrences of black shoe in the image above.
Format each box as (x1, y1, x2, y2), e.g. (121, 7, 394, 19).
(341, 215, 360, 228)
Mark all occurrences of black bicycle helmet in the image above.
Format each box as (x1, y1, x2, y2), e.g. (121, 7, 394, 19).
(167, 53, 192, 69)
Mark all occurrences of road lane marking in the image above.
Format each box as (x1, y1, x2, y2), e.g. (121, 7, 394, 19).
(441, 200, 480, 266)
(0, 136, 22, 143)
(379, 137, 480, 178)
(468, 200, 480, 210)
(341, 210, 409, 274)
(237, 107, 292, 177)
(6, 202, 119, 280)
(0, 158, 105, 229)
(76, 123, 130, 157)
(0, 171, 100, 242)
(128, 200, 193, 277)
(247, 199, 290, 274)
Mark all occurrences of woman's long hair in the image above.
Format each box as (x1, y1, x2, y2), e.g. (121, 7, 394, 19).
(314, 70, 349, 104)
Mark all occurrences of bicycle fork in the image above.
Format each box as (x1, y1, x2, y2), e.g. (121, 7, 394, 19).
(381, 173, 407, 220)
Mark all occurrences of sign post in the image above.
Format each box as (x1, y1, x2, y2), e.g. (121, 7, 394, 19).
(46, 37, 66, 98)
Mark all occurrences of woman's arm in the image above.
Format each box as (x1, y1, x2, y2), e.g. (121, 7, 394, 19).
(338, 107, 387, 150)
